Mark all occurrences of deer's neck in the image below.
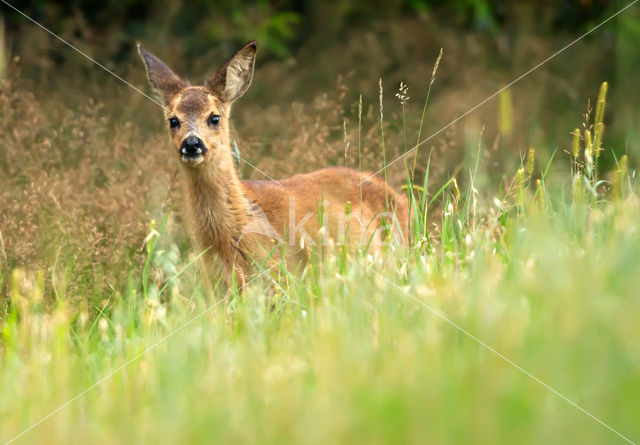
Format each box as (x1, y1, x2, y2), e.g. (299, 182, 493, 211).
(185, 159, 251, 260)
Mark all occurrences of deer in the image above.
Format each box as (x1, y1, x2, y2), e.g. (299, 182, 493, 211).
(138, 41, 408, 288)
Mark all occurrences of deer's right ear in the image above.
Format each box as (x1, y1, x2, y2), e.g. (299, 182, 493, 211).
(137, 44, 189, 104)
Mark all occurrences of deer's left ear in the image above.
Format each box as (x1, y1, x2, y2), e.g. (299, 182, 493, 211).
(206, 41, 257, 102)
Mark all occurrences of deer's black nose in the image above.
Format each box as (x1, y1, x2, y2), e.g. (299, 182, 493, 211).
(185, 136, 200, 147)
(180, 136, 207, 157)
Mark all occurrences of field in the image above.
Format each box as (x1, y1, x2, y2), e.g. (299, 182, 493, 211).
(2, 2, 640, 444)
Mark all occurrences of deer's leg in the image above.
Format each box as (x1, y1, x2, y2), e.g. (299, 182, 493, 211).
(198, 250, 225, 296)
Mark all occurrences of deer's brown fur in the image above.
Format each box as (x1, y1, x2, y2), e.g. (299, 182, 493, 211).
(139, 41, 408, 287)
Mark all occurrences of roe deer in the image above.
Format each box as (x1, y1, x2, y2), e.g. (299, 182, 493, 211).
(138, 41, 408, 287)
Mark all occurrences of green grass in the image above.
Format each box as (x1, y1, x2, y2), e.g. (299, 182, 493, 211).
(2, 160, 640, 444)
(1, 81, 639, 444)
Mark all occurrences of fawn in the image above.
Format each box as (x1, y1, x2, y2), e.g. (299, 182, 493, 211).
(138, 41, 408, 287)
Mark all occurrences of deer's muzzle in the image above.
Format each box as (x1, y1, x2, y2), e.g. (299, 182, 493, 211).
(180, 136, 208, 160)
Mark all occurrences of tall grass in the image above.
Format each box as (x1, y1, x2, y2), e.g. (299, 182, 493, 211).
(1, 75, 640, 444)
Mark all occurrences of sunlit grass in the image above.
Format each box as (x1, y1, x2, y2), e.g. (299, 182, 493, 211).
(1, 73, 639, 445)
(2, 183, 640, 443)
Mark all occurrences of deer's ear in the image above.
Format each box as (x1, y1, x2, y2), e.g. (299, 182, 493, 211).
(206, 41, 257, 102)
(137, 44, 189, 104)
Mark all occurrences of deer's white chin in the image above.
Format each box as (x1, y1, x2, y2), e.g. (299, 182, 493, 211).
(181, 154, 204, 166)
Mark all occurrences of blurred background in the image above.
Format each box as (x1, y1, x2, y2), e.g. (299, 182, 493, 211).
(1, 0, 639, 301)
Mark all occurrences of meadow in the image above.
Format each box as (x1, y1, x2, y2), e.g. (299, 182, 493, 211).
(2, 2, 640, 443)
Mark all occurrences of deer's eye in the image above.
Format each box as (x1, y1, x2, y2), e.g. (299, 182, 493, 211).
(208, 114, 220, 127)
(168, 117, 180, 129)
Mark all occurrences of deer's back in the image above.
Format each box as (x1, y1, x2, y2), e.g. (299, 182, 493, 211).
(241, 167, 408, 248)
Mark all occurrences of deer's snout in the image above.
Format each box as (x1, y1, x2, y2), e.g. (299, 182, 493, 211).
(180, 136, 208, 158)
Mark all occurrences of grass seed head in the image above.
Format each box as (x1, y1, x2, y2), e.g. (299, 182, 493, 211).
(430, 48, 443, 87)
(527, 148, 535, 176)
(595, 81, 608, 125)
(395, 82, 410, 105)
(572, 129, 581, 160)
(593, 122, 604, 158)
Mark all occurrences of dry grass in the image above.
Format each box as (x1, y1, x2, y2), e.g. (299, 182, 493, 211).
(0, 72, 180, 306)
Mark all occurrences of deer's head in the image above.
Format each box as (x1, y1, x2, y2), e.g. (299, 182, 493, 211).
(138, 42, 256, 168)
